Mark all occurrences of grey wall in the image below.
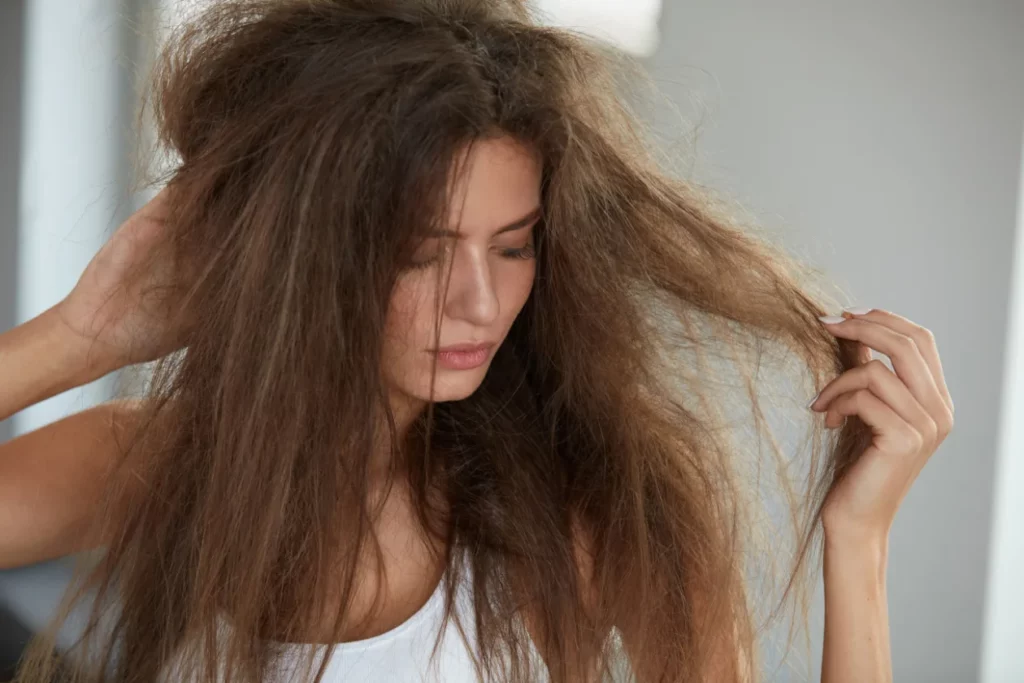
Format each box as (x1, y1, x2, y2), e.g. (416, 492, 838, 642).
(645, 1, 1024, 681)
(0, 0, 24, 445)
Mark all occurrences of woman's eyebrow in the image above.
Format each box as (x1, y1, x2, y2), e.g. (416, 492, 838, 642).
(429, 206, 542, 240)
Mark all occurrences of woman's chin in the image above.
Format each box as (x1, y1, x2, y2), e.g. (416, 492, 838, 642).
(414, 372, 486, 403)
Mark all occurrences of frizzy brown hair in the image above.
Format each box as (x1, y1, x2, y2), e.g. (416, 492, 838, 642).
(14, 0, 869, 681)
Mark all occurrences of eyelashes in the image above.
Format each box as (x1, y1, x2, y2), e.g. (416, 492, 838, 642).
(502, 243, 537, 261)
(405, 243, 536, 271)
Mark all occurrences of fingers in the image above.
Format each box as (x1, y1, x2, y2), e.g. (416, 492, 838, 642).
(824, 389, 925, 455)
(817, 310, 953, 440)
(844, 308, 953, 415)
(838, 311, 873, 365)
(810, 359, 938, 445)
(813, 308, 955, 537)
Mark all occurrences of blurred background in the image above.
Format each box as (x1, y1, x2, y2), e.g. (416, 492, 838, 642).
(0, 1, 1021, 681)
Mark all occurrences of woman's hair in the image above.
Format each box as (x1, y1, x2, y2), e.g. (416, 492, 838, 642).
(16, 1, 869, 681)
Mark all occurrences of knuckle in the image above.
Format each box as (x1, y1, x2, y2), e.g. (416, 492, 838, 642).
(938, 408, 954, 437)
(865, 358, 889, 381)
(905, 428, 926, 452)
(921, 416, 939, 442)
(896, 333, 917, 354)
(866, 358, 886, 371)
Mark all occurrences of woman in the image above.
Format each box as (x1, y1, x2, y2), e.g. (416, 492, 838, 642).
(0, 0, 954, 681)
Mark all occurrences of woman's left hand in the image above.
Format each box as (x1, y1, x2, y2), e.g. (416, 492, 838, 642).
(809, 307, 955, 541)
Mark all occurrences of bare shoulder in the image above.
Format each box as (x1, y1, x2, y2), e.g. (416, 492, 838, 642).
(0, 396, 166, 568)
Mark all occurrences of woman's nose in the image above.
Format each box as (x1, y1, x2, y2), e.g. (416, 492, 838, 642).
(444, 250, 500, 326)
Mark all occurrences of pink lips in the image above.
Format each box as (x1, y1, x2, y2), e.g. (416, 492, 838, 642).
(430, 342, 494, 370)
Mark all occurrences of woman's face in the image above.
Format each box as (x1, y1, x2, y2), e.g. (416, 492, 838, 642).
(382, 135, 542, 412)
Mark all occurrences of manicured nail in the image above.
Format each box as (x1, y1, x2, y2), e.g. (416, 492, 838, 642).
(818, 315, 846, 324)
(807, 391, 820, 409)
(842, 306, 873, 315)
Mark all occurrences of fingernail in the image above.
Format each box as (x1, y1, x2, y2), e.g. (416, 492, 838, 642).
(806, 391, 820, 409)
(818, 315, 846, 324)
(842, 306, 873, 315)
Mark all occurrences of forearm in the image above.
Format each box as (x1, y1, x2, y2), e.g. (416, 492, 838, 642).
(0, 304, 112, 422)
(820, 527, 892, 683)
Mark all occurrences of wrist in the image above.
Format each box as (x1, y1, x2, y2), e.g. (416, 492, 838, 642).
(0, 305, 119, 422)
(820, 519, 892, 683)
(823, 521, 889, 583)
(821, 504, 891, 546)
(37, 304, 121, 386)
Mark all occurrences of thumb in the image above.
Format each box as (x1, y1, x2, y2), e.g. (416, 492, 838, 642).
(841, 309, 874, 365)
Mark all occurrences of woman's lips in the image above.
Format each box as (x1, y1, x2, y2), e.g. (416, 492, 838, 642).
(430, 343, 494, 370)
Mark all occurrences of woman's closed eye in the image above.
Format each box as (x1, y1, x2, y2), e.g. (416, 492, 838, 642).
(500, 243, 536, 260)
(406, 242, 536, 270)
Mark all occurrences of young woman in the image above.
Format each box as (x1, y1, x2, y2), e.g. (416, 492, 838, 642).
(0, 0, 954, 681)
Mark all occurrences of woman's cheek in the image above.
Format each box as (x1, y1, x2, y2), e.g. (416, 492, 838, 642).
(387, 279, 439, 353)
(509, 264, 536, 311)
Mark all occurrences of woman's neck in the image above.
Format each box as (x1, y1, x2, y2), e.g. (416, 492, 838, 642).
(368, 388, 427, 475)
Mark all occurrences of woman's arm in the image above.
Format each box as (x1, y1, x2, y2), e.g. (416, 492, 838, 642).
(0, 304, 112, 423)
(0, 306, 133, 569)
(1, 188, 191, 569)
(811, 307, 955, 683)
(820, 525, 892, 682)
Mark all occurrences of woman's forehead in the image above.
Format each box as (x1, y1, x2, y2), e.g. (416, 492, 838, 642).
(443, 137, 543, 237)
(429, 206, 542, 241)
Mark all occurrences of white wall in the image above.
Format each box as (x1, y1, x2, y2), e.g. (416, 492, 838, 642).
(644, 1, 1024, 680)
(0, 0, 24, 445)
(13, 0, 135, 438)
(532, 0, 663, 57)
(981, 130, 1024, 683)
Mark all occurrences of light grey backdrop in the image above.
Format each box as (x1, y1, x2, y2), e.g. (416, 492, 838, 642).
(0, 0, 24, 445)
(644, 1, 1024, 681)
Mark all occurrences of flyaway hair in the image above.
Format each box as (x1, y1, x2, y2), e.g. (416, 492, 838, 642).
(14, 1, 867, 681)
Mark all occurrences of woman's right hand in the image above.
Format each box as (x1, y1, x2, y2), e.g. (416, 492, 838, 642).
(54, 185, 196, 372)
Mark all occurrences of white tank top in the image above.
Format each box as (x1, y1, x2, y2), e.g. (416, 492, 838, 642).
(159, 549, 550, 682)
